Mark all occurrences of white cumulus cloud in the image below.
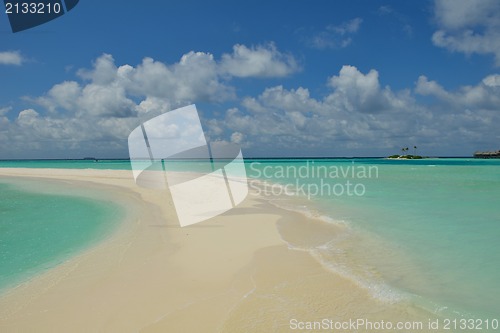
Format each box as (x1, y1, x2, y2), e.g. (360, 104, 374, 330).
(432, 0, 500, 66)
(219, 43, 299, 78)
(326, 65, 413, 114)
(416, 73, 500, 111)
(0, 43, 300, 158)
(214, 65, 422, 156)
(0, 51, 23, 66)
(211, 65, 500, 156)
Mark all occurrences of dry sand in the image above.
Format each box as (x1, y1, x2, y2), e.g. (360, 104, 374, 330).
(0, 168, 436, 332)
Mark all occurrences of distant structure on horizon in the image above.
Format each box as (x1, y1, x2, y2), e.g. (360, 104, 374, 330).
(474, 150, 500, 158)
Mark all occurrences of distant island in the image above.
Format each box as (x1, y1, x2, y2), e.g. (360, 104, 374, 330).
(387, 154, 423, 159)
(474, 150, 500, 159)
(388, 146, 423, 159)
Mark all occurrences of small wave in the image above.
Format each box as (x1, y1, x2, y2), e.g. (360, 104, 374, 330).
(268, 198, 350, 228)
(249, 178, 350, 227)
(251, 178, 409, 304)
(406, 295, 481, 321)
(309, 248, 407, 304)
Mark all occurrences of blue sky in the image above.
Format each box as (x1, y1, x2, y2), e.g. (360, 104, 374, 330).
(1, 0, 499, 158)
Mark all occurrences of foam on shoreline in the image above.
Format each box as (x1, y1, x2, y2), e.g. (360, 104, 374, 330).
(248, 180, 408, 303)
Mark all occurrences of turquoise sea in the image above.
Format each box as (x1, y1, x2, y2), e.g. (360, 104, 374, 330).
(0, 173, 124, 292)
(246, 158, 500, 320)
(1, 158, 499, 320)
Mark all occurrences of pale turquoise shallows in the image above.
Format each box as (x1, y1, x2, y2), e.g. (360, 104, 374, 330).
(0, 180, 123, 292)
(246, 158, 500, 319)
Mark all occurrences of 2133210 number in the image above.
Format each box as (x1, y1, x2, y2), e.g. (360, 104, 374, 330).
(5, 2, 62, 14)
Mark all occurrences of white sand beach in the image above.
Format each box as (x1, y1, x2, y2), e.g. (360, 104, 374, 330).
(0, 168, 435, 332)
